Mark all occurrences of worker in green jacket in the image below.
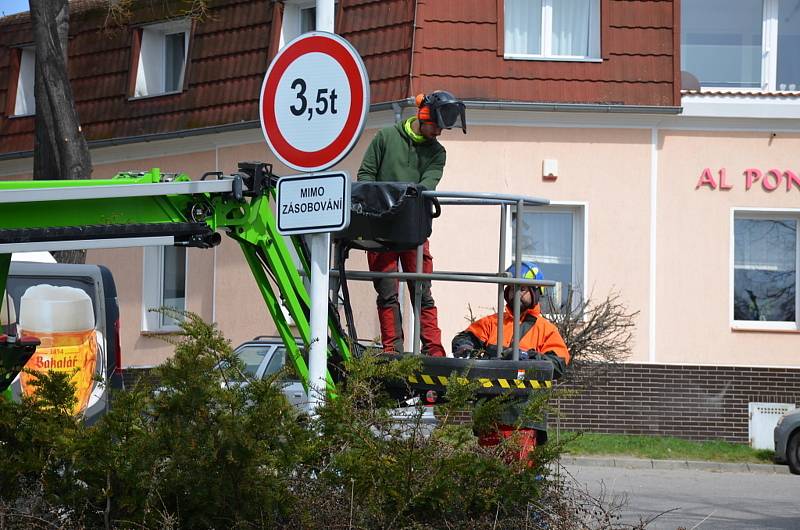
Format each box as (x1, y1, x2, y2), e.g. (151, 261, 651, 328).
(357, 91, 466, 357)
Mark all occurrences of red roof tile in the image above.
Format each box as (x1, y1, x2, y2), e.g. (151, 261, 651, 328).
(607, 0, 674, 29)
(425, 0, 497, 23)
(411, 0, 679, 106)
(0, 0, 680, 156)
(0, 0, 277, 153)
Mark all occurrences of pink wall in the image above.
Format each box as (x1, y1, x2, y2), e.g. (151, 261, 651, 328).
(78, 124, 655, 366)
(13, 122, 799, 370)
(657, 131, 800, 365)
(431, 125, 652, 359)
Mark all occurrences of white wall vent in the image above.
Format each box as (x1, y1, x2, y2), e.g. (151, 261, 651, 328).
(748, 402, 796, 450)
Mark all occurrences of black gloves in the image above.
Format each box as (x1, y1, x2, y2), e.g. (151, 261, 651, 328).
(451, 331, 482, 358)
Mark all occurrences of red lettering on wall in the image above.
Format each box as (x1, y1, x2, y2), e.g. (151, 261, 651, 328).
(696, 168, 717, 190)
(744, 168, 762, 190)
(785, 170, 800, 191)
(718, 168, 733, 190)
(762, 169, 782, 191)
(697, 167, 800, 192)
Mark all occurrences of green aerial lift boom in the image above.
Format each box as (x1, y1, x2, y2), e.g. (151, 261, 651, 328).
(0, 162, 349, 394)
(0, 162, 555, 405)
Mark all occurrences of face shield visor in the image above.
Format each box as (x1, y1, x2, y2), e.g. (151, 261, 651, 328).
(432, 101, 467, 134)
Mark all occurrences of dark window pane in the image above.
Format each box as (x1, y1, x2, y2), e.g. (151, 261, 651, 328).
(264, 347, 286, 376)
(300, 7, 316, 33)
(734, 218, 796, 322)
(161, 246, 186, 326)
(165, 32, 185, 92)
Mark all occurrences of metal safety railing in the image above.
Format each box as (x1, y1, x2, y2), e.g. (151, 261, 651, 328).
(330, 190, 553, 360)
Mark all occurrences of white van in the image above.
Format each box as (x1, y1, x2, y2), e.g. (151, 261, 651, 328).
(2, 261, 123, 424)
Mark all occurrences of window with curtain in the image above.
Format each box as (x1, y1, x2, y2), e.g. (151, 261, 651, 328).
(512, 206, 585, 313)
(504, 0, 600, 60)
(733, 215, 797, 326)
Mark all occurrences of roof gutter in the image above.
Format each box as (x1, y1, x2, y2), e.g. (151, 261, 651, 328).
(372, 98, 683, 115)
(0, 120, 263, 162)
(0, 100, 681, 161)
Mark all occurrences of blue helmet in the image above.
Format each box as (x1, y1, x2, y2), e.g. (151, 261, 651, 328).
(505, 261, 544, 295)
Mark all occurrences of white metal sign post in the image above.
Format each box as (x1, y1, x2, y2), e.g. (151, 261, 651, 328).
(260, 22, 369, 414)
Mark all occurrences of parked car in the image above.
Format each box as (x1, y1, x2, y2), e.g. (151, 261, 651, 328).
(233, 336, 307, 410)
(232, 336, 437, 432)
(774, 407, 800, 475)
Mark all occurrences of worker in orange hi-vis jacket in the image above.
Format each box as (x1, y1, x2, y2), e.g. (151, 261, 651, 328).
(451, 261, 570, 462)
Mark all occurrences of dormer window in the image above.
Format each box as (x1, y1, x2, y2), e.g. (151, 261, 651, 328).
(132, 19, 190, 98)
(11, 46, 35, 116)
(504, 0, 601, 61)
(281, 1, 336, 48)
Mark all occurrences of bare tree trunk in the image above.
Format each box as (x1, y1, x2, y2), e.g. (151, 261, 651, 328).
(30, 0, 92, 264)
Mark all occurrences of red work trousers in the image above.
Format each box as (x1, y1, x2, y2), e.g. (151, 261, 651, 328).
(478, 425, 538, 466)
(366, 240, 446, 357)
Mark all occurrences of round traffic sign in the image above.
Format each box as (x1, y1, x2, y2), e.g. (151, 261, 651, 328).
(259, 32, 370, 173)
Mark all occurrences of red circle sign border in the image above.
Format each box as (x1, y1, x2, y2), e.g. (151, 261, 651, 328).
(260, 33, 369, 172)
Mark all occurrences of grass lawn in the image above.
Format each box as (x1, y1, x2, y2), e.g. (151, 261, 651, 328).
(556, 431, 775, 464)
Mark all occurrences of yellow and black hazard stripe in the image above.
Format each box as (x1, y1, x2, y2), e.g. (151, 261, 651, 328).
(407, 374, 553, 390)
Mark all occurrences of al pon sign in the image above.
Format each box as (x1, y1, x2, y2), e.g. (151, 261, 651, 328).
(696, 167, 800, 192)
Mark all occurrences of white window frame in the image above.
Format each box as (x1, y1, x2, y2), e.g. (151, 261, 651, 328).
(683, 0, 798, 93)
(12, 46, 35, 116)
(142, 245, 188, 332)
(504, 0, 602, 62)
(280, 1, 338, 49)
(280, 1, 317, 49)
(507, 202, 588, 314)
(132, 19, 190, 99)
(730, 208, 800, 332)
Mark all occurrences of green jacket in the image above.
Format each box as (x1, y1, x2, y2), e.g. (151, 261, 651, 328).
(356, 118, 446, 190)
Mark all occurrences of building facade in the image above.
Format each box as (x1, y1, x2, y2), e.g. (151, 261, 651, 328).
(1, 0, 799, 442)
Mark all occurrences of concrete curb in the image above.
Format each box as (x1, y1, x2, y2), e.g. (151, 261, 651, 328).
(560, 455, 791, 475)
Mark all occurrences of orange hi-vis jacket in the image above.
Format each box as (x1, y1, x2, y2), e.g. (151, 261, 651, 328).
(463, 304, 570, 365)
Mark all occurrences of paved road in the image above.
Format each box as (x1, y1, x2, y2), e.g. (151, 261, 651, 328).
(562, 462, 799, 529)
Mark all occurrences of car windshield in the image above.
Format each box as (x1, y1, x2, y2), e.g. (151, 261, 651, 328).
(235, 345, 273, 376)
